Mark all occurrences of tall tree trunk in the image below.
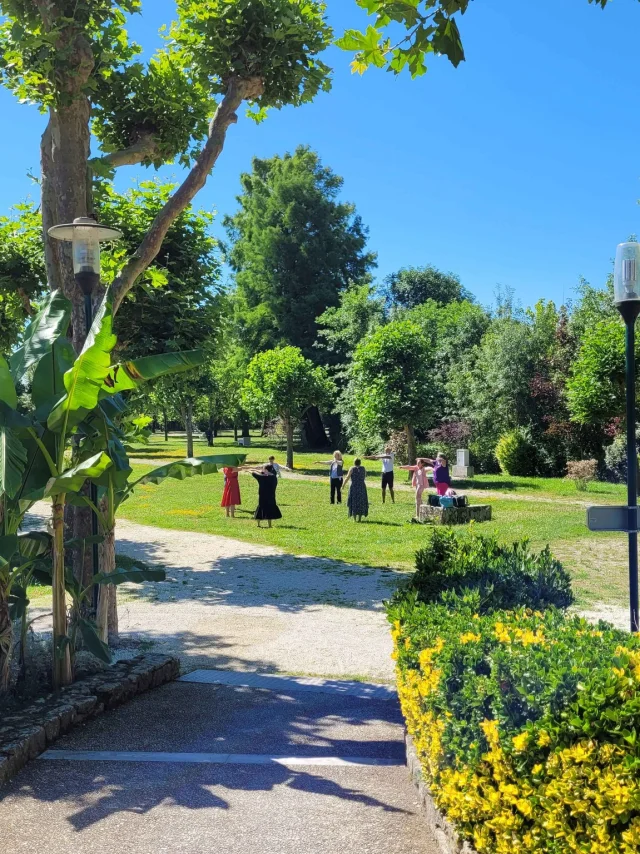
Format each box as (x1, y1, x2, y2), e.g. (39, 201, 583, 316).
(406, 425, 417, 467)
(234, 422, 238, 441)
(241, 422, 250, 439)
(186, 402, 194, 458)
(96, 522, 116, 645)
(52, 496, 72, 688)
(285, 418, 294, 469)
(163, 408, 169, 441)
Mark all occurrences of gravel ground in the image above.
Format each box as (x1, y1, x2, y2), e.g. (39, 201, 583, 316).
(25, 504, 401, 681)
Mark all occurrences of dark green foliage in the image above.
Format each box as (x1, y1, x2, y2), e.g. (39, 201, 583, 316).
(100, 181, 224, 359)
(405, 527, 574, 612)
(226, 146, 376, 360)
(351, 320, 434, 438)
(173, 0, 332, 118)
(92, 53, 212, 168)
(386, 266, 472, 309)
(0, 204, 47, 353)
(495, 427, 539, 476)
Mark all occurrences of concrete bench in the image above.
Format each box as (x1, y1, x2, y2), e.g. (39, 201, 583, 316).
(418, 504, 492, 525)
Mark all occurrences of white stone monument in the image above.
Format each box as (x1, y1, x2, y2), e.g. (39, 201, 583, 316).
(453, 448, 474, 478)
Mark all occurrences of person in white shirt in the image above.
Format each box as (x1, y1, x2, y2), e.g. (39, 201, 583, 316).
(265, 456, 291, 479)
(315, 450, 345, 504)
(364, 446, 395, 504)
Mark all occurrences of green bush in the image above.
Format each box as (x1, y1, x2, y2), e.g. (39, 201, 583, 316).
(495, 427, 538, 476)
(389, 591, 640, 854)
(405, 528, 574, 612)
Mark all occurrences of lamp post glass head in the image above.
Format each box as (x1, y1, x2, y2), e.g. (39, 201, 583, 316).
(614, 242, 640, 305)
(47, 217, 122, 280)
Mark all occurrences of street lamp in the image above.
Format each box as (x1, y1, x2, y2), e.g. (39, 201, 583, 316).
(48, 217, 122, 609)
(614, 241, 640, 632)
(48, 217, 122, 335)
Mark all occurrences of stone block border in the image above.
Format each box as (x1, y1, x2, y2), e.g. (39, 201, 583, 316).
(419, 504, 492, 526)
(406, 733, 478, 854)
(0, 654, 179, 788)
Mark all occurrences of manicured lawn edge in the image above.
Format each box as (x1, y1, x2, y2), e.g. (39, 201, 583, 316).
(0, 654, 179, 788)
(406, 732, 478, 854)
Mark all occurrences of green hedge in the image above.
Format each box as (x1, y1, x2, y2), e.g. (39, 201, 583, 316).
(389, 530, 640, 854)
(408, 527, 574, 612)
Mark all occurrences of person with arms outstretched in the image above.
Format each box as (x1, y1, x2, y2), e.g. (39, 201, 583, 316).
(364, 446, 395, 504)
(315, 450, 345, 504)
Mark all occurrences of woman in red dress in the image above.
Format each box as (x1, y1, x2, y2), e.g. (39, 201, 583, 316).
(221, 466, 242, 517)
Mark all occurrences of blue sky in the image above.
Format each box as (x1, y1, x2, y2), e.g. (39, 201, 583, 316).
(1, 0, 640, 308)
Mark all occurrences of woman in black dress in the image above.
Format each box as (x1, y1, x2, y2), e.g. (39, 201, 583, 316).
(250, 464, 282, 528)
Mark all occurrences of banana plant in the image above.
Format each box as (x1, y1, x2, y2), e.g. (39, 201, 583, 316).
(77, 396, 246, 643)
(0, 288, 205, 689)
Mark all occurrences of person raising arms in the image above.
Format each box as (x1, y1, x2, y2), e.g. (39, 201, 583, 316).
(364, 446, 395, 504)
(314, 450, 345, 504)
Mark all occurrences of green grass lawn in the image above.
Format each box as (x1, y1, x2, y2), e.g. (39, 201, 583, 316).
(118, 466, 628, 607)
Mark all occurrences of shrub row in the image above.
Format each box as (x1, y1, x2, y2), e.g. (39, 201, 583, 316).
(388, 529, 640, 854)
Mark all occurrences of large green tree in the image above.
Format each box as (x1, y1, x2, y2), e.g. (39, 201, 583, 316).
(386, 265, 472, 310)
(225, 146, 376, 360)
(351, 320, 433, 462)
(0, 0, 333, 354)
(241, 347, 334, 468)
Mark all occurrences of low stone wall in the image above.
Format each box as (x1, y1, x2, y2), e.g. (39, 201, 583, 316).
(406, 733, 478, 854)
(0, 654, 179, 787)
(419, 504, 492, 526)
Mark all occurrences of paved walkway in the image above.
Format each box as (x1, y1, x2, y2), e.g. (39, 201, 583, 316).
(1, 515, 439, 853)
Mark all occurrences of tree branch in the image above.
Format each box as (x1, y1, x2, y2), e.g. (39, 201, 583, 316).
(92, 134, 159, 170)
(111, 76, 263, 314)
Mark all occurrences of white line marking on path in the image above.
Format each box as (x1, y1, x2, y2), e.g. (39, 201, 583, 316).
(39, 750, 402, 768)
(179, 670, 397, 700)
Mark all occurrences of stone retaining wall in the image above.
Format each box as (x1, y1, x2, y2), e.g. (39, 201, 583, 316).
(406, 733, 478, 854)
(419, 504, 492, 526)
(0, 654, 179, 787)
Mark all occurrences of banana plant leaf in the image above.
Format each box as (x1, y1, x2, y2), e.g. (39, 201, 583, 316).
(47, 293, 117, 435)
(92, 565, 166, 585)
(44, 451, 112, 497)
(17, 531, 52, 559)
(64, 534, 104, 550)
(76, 617, 111, 663)
(10, 290, 72, 386)
(0, 402, 29, 500)
(18, 430, 58, 504)
(32, 336, 76, 422)
(0, 354, 17, 409)
(101, 350, 204, 395)
(8, 585, 29, 622)
(134, 455, 247, 488)
(0, 534, 18, 569)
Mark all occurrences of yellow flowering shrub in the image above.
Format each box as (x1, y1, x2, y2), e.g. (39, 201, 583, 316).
(388, 590, 640, 854)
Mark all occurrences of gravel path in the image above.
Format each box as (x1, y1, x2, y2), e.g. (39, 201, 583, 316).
(26, 504, 401, 681)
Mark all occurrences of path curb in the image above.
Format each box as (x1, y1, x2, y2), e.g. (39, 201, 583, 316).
(0, 654, 179, 788)
(406, 733, 478, 854)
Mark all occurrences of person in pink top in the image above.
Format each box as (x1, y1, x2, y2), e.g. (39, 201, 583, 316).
(399, 458, 430, 520)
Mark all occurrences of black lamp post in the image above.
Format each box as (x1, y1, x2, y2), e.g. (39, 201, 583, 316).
(614, 241, 640, 632)
(47, 217, 122, 608)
